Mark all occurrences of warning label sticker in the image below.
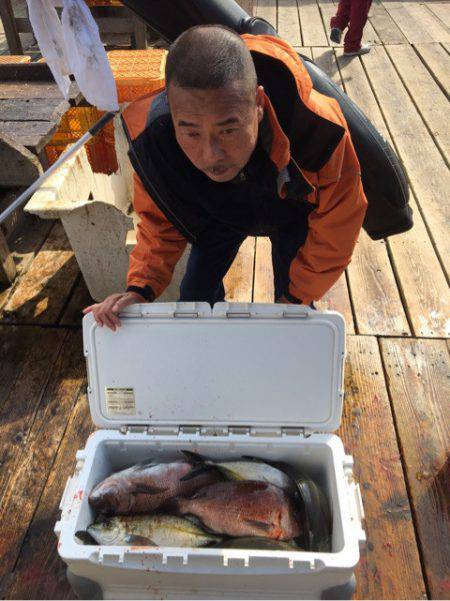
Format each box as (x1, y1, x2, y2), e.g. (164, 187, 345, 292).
(105, 387, 136, 415)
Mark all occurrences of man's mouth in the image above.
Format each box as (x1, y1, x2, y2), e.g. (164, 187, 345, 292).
(207, 165, 231, 176)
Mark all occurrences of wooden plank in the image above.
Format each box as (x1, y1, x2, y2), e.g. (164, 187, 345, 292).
(424, 1, 450, 28)
(293, 46, 313, 59)
(131, 14, 148, 49)
(315, 273, 355, 331)
(1, 389, 93, 600)
(380, 338, 450, 599)
(0, 132, 43, 186)
(0, 80, 81, 104)
(386, 43, 450, 159)
(59, 275, 93, 327)
(312, 47, 410, 336)
(253, 236, 274, 303)
(361, 46, 450, 283)
(278, 0, 302, 46)
(252, 236, 356, 332)
(0, 215, 54, 313)
(236, 0, 255, 15)
(0, 98, 70, 123)
(255, 0, 277, 28)
(0, 230, 16, 286)
(224, 236, 256, 302)
(0, 327, 67, 502)
(347, 234, 410, 336)
(311, 46, 341, 85)
(338, 336, 426, 600)
(368, 0, 408, 44)
(0, 120, 58, 154)
(380, 1, 448, 43)
(298, 0, 329, 46)
(1, 222, 79, 325)
(0, 0, 23, 55)
(406, 1, 450, 43)
(414, 43, 450, 100)
(0, 330, 85, 585)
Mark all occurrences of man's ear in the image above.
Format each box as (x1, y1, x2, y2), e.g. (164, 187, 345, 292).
(256, 85, 265, 123)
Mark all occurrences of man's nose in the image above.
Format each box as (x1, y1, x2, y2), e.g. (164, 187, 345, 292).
(203, 135, 226, 163)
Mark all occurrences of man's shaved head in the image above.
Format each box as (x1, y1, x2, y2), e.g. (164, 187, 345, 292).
(165, 25, 264, 183)
(165, 25, 257, 99)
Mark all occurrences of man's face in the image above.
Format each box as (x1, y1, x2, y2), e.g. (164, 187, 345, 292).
(168, 81, 265, 182)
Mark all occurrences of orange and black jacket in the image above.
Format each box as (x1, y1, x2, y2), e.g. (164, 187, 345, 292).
(121, 34, 368, 305)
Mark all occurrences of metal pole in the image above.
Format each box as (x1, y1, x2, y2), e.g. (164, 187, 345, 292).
(0, 110, 117, 226)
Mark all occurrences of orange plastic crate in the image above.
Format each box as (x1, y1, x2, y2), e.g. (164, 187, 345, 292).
(0, 55, 31, 64)
(45, 50, 167, 174)
(108, 49, 166, 102)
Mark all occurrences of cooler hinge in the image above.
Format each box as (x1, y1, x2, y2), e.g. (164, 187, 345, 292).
(282, 427, 312, 438)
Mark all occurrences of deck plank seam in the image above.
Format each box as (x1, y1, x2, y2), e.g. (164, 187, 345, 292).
(412, 44, 450, 101)
(383, 44, 449, 169)
(0, 328, 71, 493)
(355, 48, 450, 312)
(326, 47, 416, 336)
(8, 384, 87, 579)
(376, 336, 433, 600)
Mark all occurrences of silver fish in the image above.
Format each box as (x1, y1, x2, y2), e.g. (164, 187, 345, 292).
(181, 451, 293, 490)
(78, 514, 222, 547)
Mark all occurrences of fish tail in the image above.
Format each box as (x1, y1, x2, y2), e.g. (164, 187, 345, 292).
(180, 450, 209, 464)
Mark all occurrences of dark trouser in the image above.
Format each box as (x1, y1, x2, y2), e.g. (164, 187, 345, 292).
(179, 221, 309, 305)
(330, 0, 372, 53)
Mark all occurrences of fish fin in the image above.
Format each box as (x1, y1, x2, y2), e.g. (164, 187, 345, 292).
(240, 455, 265, 463)
(179, 465, 215, 481)
(124, 534, 155, 546)
(180, 450, 208, 464)
(75, 530, 98, 545)
(184, 514, 218, 535)
(243, 519, 272, 532)
(131, 457, 158, 471)
(132, 483, 168, 495)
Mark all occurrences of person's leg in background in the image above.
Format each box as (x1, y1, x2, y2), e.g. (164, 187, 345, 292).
(329, 0, 352, 44)
(342, 0, 373, 55)
(179, 227, 245, 305)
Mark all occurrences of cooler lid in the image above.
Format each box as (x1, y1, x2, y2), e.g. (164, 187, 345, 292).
(83, 302, 345, 432)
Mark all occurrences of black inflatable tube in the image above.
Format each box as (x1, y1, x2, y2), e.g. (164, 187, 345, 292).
(122, 0, 412, 239)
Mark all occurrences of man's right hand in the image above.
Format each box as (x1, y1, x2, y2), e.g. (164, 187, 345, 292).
(83, 291, 146, 331)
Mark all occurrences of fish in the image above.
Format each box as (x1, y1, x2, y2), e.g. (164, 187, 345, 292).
(271, 462, 332, 552)
(171, 480, 303, 541)
(216, 537, 302, 551)
(88, 458, 222, 516)
(181, 450, 293, 490)
(77, 514, 222, 547)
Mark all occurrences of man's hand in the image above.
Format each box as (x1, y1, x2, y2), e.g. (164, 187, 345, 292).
(83, 291, 146, 331)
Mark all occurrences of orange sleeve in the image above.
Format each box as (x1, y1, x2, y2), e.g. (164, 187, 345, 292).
(127, 173, 188, 299)
(288, 132, 368, 304)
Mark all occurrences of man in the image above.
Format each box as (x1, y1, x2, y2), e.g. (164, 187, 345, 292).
(84, 26, 367, 330)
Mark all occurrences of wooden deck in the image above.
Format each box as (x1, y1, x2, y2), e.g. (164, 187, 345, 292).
(0, 0, 449, 598)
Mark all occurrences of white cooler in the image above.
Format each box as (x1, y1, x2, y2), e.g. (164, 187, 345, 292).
(55, 302, 366, 600)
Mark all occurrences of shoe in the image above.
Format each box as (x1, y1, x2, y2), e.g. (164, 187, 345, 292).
(343, 43, 371, 56)
(329, 27, 342, 44)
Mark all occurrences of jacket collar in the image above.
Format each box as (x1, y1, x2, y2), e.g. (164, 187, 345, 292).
(260, 92, 315, 198)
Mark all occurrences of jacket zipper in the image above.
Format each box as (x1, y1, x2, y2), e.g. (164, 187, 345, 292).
(120, 115, 197, 243)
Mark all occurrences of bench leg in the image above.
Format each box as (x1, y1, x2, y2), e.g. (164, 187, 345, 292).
(0, 0, 23, 54)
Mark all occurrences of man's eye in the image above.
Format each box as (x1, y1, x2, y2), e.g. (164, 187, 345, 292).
(221, 129, 237, 136)
(186, 132, 200, 138)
